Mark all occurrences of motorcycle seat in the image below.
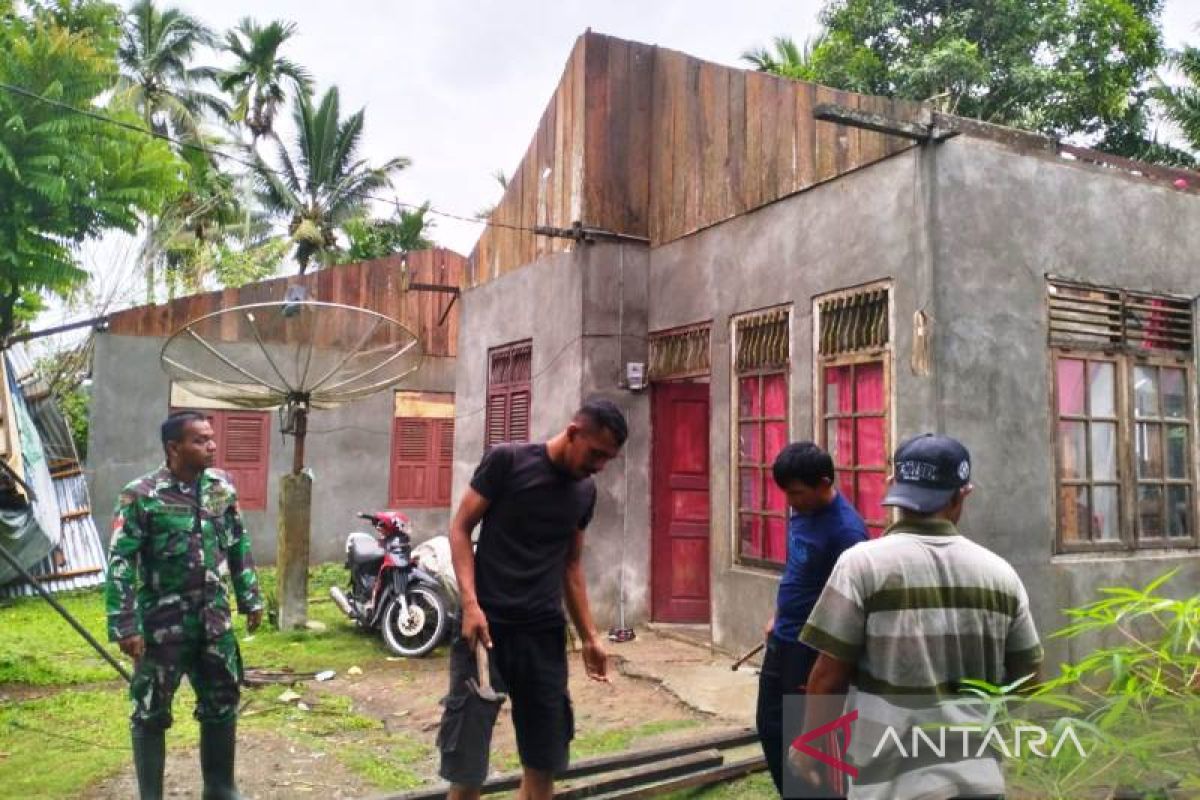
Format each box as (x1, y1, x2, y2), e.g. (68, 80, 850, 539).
(348, 535, 385, 567)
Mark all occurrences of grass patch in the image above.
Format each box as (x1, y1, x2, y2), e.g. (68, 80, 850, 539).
(241, 687, 432, 791)
(574, 718, 701, 759)
(663, 770, 776, 799)
(0, 564, 399, 687)
(0, 590, 123, 685)
(0, 563, 417, 797)
(0, 685, 203, 799)
(240, 564, 405, 673)
(338, 733, 432, 791)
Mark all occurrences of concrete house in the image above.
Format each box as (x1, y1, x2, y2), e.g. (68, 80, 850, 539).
(453, 31, 1200, 662)
(88, 250, 465, 566)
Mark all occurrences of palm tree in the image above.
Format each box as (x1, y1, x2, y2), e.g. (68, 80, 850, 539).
(1156, 44, 1200, 156)
(338, 204, 436, 264)
(220, 18, 312, 145)
(254, 86, 411, 274)
(146, 142, 268, 298)
(741, 35, 825, 81)
(116, 0, 227, 139)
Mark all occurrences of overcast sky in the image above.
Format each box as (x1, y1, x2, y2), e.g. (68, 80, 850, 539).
(56, 0, 1200, 331)
(166, 0, 1198, 256)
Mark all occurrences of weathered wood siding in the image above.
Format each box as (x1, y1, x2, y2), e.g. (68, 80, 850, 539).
(467, 32, 920, 284)
(106, 248, 465, 357)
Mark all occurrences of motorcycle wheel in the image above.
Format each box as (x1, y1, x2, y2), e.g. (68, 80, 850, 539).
(380, 585, 449, 658)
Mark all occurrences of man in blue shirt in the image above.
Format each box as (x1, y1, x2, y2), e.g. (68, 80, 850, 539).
(756, 442, 868, 796)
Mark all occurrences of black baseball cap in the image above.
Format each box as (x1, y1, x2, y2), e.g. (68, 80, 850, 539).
(882, 434, 972, 514)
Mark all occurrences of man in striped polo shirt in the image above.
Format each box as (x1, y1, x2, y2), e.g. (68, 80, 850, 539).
(791, 434, 1043, 799)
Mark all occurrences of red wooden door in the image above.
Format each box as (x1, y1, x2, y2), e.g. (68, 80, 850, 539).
(651, 382, 711, 623)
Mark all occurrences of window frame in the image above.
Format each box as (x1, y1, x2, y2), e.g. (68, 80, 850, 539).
(388, 415, 454, 509)
(816, 351, 892, 536)
(812, 281, 894, 539)
(730, 306, 792, 571)
(1051, 345, 1198, 553)
(485, 340, 532, 451)
(1129, 354, 1195, 546)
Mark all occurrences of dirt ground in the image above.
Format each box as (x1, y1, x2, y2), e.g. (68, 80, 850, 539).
(90, 648, 719, 799)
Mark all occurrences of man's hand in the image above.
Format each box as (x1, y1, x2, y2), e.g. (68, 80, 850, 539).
(246, 608, 263, 633)
(118, 634, 145, 662)
(764, 615, 775, 640)
(581, 633, 609, 683)
(787, 744, 826, 790)
(461, 602, 491, 650)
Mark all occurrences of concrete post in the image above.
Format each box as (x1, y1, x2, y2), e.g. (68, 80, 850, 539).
(276, 472, 311, 630)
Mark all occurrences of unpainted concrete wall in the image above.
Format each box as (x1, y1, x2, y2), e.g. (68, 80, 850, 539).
(648, 149, 929, 656)
(88, 333, 455, 567)
(930, 136, 1200, 665)
(451, 242, 651, 629)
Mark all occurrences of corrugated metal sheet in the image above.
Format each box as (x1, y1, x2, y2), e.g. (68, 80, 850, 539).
(0, 346, 107, 598)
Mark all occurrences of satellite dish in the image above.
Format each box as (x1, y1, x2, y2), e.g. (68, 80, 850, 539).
(159, 296, 426, 631)
(160, 298, 423, 468)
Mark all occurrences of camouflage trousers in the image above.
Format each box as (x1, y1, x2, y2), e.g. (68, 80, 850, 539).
(129, 612, 243, 730)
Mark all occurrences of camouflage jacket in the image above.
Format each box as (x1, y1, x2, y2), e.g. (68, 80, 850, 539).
(105, 466, 263, 644)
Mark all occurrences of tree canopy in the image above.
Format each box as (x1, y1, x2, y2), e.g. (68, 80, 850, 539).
(745, 0, 1177, 159)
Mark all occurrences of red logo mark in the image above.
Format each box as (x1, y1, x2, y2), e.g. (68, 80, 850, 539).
(791, 709, 859, 778)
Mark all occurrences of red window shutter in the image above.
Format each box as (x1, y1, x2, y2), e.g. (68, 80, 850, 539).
(214, 411, 270, 511)
(438, 419, 455, 461)
(390, 418, 432, 506)
(509, 389, 530, 443)
(435, 419, 454, 506)
(485, 393, 508, 449)
(486, 341, 533, 450)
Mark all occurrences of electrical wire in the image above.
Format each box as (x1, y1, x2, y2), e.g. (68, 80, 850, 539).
(0, 80, 542, 236)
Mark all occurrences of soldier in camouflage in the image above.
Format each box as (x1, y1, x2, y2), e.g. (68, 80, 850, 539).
(105, 411, 264, 800)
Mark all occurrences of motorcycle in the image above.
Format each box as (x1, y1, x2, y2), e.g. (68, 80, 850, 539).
(329, 511, 456, 657)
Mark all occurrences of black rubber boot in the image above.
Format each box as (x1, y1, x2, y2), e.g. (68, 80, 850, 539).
(199, 720, 242, 800)
(131, 724, 166, 800)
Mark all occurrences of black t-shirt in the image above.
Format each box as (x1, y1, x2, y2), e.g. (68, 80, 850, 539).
(471, 443, 597, 629)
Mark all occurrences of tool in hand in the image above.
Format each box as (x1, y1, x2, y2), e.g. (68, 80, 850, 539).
(731, 641, 765, 672)
(467, 640, 508, 704)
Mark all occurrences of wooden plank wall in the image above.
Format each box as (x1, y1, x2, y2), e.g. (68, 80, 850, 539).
(467, 36, 588, 288)
(106, 249, 465, 357)
(467, 31, 921, 283)
(647, 46, 920, 244)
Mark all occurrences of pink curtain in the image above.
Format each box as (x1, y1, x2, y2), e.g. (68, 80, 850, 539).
(763, 373, 788, 416)
(765, 516, 787, 563)
(739, 514, 762, 559)
(739, 376, 760, 416)
(1057, 359, 1085, 415)
(855, 361, 884, 412)
(826, 366, 854, 414)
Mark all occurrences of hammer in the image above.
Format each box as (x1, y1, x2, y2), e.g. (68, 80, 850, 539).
(467, 641, 508, 704)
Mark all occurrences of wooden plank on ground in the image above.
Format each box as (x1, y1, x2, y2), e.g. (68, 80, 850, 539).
(554, 750, 724, 800)
(381, 728, 757, 800)
(601, 755, 767, 799)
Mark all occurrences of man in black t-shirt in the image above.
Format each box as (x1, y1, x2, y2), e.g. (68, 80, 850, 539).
(438, 398, 628, 800)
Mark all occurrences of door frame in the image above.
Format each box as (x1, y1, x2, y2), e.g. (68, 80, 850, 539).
(649, 378, 712, 623)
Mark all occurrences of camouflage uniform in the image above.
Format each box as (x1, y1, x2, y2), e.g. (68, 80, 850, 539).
(105, 466, 262, 729)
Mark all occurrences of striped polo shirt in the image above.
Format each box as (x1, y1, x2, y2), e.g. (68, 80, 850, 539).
(800, 517, 1043, 799)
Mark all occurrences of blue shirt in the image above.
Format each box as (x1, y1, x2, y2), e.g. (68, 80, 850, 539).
(772, 492, 868, 643)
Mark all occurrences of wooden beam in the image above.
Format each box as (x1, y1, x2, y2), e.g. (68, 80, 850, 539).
(382, 727, 757, 800)
(36, 567, 103, 581)
(813, 102, 942, 141)
(554, 750, 725, 800)
(602, 756, 767, 799)
(5, 314, 110, 346)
